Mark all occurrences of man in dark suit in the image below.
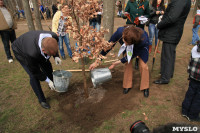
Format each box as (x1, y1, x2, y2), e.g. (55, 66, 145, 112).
(12, 31, 62, 109)
(154, 0, 191, 84)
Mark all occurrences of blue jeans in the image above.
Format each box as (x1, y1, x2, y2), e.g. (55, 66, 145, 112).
(0, 29, 16, 59)
(90, 22, 101, 32)
(58, 34, 72, 57)
(118, 11, 122, 17)
(192, 25, 200, 45)
(148, 23, 158, 46)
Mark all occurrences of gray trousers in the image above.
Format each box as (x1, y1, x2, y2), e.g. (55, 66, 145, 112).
(161, 42, 177, 81)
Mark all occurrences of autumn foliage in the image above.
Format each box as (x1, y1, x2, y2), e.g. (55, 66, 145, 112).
(61, 0, 114, 97)
(62, 0, 113, 63)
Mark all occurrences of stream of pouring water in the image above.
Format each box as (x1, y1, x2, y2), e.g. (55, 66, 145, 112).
(59, 65, 65, 79)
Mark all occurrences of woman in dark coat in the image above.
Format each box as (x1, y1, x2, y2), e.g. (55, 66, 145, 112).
(89, 26, 150, 97)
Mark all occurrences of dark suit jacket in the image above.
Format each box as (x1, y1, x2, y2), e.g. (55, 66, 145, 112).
(157, 0, 191, 44)
(12, 31, 59, 81)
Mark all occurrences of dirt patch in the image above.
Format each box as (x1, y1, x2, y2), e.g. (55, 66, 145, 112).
(55, 65, 142, 133)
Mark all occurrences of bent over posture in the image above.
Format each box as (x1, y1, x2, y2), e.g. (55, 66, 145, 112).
(89, 26, 150, 97)
(12, 31, 62, 109)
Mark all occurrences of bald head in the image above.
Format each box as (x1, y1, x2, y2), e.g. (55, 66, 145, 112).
(41, 37, 58, 56)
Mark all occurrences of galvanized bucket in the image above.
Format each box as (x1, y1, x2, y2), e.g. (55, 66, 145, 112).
(52, 70, 72, 92)
(91, 68, 112, 88)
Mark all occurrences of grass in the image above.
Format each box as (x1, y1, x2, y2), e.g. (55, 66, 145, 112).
(121, 110, 134, 119)
(0, 13, 200, 133)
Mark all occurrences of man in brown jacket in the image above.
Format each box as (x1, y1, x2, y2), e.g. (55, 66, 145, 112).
(0, 0, 17, 63)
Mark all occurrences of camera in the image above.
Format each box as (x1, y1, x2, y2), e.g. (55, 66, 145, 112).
(130, 120, 150, 133)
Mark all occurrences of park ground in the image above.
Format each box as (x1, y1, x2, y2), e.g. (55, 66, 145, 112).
(0, 10, 200, 133)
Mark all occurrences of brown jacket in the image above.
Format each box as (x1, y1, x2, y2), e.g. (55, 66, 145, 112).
(0, 7, 17, 30)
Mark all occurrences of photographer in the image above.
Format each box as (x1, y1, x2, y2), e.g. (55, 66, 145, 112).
(182, 41, 200, 122)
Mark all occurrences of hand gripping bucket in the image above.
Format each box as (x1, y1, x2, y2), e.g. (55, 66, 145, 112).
(91, 68, 112, 88)
(52, 70, 72, 92)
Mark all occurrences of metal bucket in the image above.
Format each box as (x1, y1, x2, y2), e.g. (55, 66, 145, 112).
(91, 68, 112, 88)
(52, 70, 72, 92)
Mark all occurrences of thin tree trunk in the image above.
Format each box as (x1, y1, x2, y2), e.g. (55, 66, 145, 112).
(193, 0, 200, 16)
(32, 0, 43, 30)
(22, 0, 35, 31)
(72, 0, 89, 98)
(17, 0, 23, 10)
(52, 0, 57, 4)
(7, 0, 15, 12)
(80, 48, 89, 98)
(121, 0, 125, 11)
(103, 0, 115, 41)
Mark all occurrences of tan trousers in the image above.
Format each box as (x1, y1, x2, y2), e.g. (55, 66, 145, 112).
(123, 57, 149, 90)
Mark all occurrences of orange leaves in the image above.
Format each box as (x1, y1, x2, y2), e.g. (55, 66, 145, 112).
(63, 0, 113, 63)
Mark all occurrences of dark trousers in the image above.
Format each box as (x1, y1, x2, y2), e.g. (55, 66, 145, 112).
(182, 79, 200, 119)
(161, 42, 177, 80)
(0, 29, 16, 59)
(20, 60, 53, 103)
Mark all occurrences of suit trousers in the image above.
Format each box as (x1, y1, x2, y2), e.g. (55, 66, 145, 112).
(123, 57, 149, 90)
(161, 42, 177, 80)
(20, 60, 53, 103)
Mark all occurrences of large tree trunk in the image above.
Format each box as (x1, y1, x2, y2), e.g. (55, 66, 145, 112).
(193, 0, 200, 16)
(18, 0, 23, 9)
(7, 0, 15, 12)
(103, 0, 115, 41)
(32, 0, 43, 30)
(52, 0, 57, 4)
(22, 0, 35, 31)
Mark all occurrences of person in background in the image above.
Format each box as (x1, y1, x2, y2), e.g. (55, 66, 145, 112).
(52, 3, 58, 17)
(17, 9, 21, 19)
(0, 0, 17, 63)
(189, 5, 200, 45)
(123, 0, 150, 70)
(29, 0, 34, 11)
(20, 9, 25, 19)
(148, 0, 165, 53)
(96, 1, 103, 32)
(153, 0, 191, 84)
(117, 1, 123, 17)
(12, 31, 62, 109)
(182, 41, 200, 122)
(89, 26, 150, 97)
(39, 3, 45, 20)
(52, 4, 73, 60)
(45, 6, 51, 19)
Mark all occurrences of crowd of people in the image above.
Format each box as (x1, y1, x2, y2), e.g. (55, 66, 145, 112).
(0, 0, 200, 123)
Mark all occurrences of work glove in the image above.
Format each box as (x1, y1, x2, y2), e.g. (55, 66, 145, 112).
(55, 57, 62, 65)
(48, 80, 55, 90)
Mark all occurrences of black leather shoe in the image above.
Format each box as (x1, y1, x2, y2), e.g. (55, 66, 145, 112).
(143, 88, 149, 98)
(40, 102, 51, 109)
(123, 88, 131, 94)
(135, 58, 139, 70)
(153, 79, 169, 84)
